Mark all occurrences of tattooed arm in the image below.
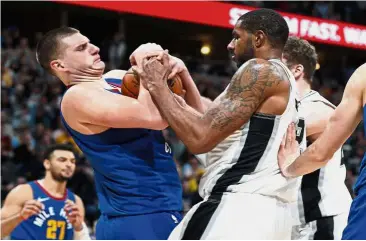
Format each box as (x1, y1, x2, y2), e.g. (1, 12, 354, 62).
(145, 58, 283, 154)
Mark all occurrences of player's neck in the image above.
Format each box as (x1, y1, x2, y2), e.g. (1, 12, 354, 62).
(257, 48, 282, 61)
(39, 177, 67, 198)
(297, 78, 312, 99)
(58, 71, 103, 86)
(68, 73, 102, 86)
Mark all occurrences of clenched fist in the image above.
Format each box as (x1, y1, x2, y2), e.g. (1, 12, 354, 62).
(129, 43, 164, 67)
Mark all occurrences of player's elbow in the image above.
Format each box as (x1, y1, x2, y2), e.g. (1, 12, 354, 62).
(187, 140, 214, 154)
(1, 229, 9, 239)
(187, 146, 206, 155)
(192, 149, 211, 155)
(142, 110, 168, 130)
(314, 148, 333, 166)
(147, 117, 169, 130)
(323, 151, 336, 164)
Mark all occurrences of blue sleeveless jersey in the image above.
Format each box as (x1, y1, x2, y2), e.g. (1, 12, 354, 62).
(60, 77, 182, 217)
(354, 106, 366, 196)
(10, 181, 75, 240)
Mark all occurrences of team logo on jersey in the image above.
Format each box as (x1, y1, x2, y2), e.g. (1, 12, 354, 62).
(295, 118, 305, 144)
(165, 142, 172, 154)
(33, 206, 72, 229)
(37, 197, 50, 202)
(171, 214, 179, 224)
(296, 126, 303, 137)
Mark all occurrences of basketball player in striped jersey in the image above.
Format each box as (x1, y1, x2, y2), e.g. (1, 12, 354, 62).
(133, 9, 306, 239)
(282, 36, 352, 240)
(0, 145, 90, 240)
(278, 63, 366, 239)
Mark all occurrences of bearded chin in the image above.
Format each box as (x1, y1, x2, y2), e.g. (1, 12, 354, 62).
(50, 169, 70, 182)
(237, 38, 255, 67)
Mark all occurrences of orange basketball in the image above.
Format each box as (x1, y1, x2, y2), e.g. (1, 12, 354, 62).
(167, 75, 184, 97)
(121, 68, 184, 98)
(121, 69, 139, 99)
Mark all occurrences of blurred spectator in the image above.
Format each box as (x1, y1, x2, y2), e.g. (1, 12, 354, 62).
(108, 31, 127, 69)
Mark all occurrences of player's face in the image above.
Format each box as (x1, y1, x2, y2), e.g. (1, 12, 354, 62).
(45, 150, 76, 182)
(57, 33, 105, 76)
(227, 21, 254, 67)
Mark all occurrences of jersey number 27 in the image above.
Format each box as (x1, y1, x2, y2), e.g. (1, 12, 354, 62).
(46, 220, 66, 240)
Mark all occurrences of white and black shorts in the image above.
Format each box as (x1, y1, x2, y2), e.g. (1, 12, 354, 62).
(291, 211, 349, 240)
(169, 192, 293, 240)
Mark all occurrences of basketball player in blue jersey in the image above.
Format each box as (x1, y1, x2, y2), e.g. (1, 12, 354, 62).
(0, 144, 90, 240)
(278, 63, 366, 239)
(35, 27, 204, 240)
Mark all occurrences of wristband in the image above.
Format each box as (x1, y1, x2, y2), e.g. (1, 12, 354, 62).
(74, 222, 91, 240)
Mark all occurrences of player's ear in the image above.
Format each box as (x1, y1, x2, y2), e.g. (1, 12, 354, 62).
(43, 159, 51, 170)
(50, 60, 66, 73)
(254, 30, 266, 48)
(293, 64, 304, 79)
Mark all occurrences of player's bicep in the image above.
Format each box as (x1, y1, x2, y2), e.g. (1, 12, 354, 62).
(317, 81, 363, 159)
(322, 98, 362, 155)
(1, 185, 30, 219)
(63, 88, 157, 130)
(200, 59, 279, 150)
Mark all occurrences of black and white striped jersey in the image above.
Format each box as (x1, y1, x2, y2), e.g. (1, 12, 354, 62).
(197, 59, 306, 203)
(293, 90, 352, 224)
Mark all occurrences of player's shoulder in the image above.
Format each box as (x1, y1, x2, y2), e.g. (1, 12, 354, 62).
(61, 83, 98, 110)
(6, 183, 33, 202)
(103, 69, 127, 80)
(62, 83, 87, 99)
(245, 58, 288, 76)
(347, 63, 366, 87)
(236, 58, 279, 77)
(343, 63, 366, 99)
(301, 100, 334, 121)
(301, 90, 332, 110)
(302, 91, 334, 106)
(12, 183, 33, 194)
(241, 58, 272, 68)
(356, 62, 366, 73)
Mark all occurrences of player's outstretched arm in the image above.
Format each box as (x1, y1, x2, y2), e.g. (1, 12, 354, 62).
(139, 56, 281, 154)
(1, 185, 43, 238)
(279, 63, 366, 177)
